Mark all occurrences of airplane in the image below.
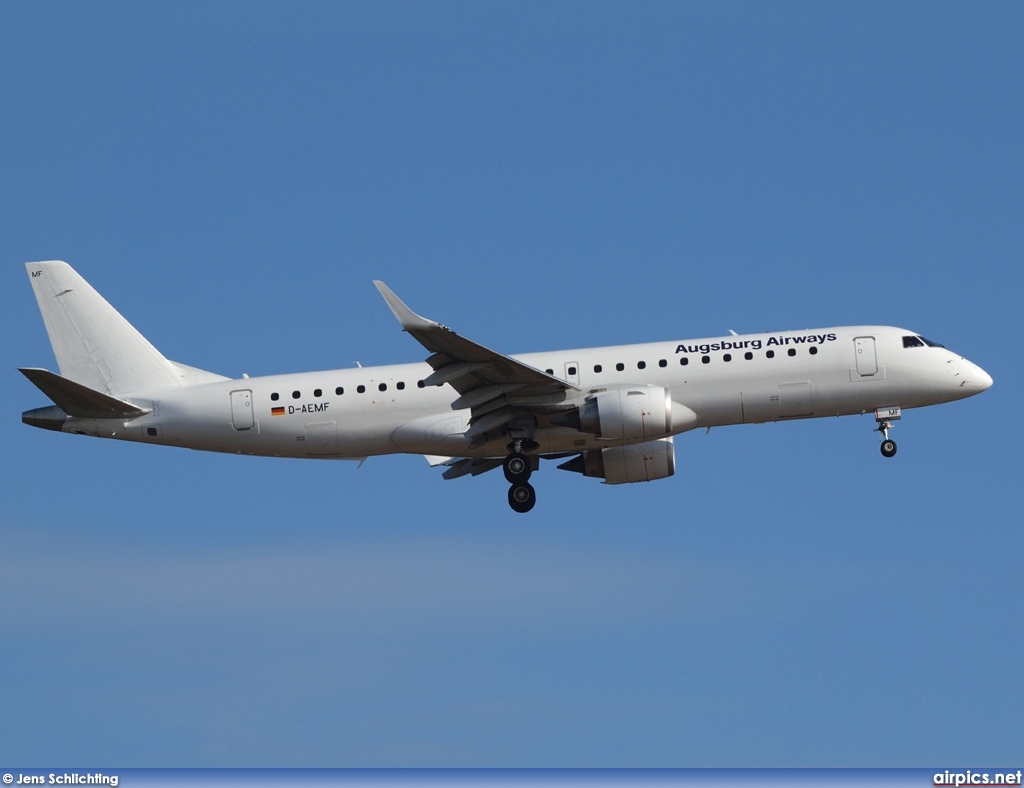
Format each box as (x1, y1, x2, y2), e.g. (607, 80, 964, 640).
(20, 260, 993, 513)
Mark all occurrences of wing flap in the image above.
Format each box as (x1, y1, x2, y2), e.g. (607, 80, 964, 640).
(450, 384, 528, 410)
(441, 457, 503, 480)
(422, 362, 491, 388)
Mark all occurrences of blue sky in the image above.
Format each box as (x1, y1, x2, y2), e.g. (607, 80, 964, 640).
(1, 1, 1021, 767)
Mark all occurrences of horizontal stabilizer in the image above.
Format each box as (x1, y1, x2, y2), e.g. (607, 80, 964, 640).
(19, 368, 151, 419)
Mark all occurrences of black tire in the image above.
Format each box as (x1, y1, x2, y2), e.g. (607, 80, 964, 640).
(508, 482, 536, 513)
(503, 452, 531, 483)
(880, 439, 897, 458)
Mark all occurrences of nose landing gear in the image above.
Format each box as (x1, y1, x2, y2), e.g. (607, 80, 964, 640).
(874, 406, 900, 458)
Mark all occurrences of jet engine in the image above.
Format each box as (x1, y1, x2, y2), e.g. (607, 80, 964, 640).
(557, 436, 675, 484)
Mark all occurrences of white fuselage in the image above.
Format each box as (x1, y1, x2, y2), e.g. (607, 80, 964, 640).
(53, 325, 992, 461)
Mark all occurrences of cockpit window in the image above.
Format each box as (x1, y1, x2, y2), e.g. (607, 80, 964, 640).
(903, 335, 945, 349)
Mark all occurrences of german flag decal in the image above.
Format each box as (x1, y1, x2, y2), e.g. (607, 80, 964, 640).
(271, 407, 285, 416)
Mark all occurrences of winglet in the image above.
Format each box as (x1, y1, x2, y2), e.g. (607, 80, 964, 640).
(373, 281, 438, 331)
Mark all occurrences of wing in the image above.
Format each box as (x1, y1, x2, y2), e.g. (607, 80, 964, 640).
(375, 282, 580, 448)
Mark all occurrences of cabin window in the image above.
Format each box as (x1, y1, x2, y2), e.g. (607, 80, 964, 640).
(568, 366, 577, 376)
(766, 350, 775, 359)
(417, 380, 425, 388)
(701, 355, 710, 364)
(147, 427, 158, 437)
(680, 357, 689, 366)
(637, 361, 646, 370)
(271, 392, 280, 401)
(659, 359, 667, 368)
(397, 381, 405, 390)
(616, 363, 625, 371)
(594, 364, 603, 373)
(788, 348, 796, 357)
(314, 388, 322, 397)
(357, 385, 366, 394)
(376, 383, 385, 392)
(292, 391, 301, 399)
(744, 352, 753, 360)
(903, 336, 925, 348)
(723, 354, 732, 362)
(335, 387, 344, 395)
(809, 346, 818, 355)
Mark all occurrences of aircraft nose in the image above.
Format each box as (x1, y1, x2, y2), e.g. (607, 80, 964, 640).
(953, 358, 993, 394)
(938, 355, 992, 400)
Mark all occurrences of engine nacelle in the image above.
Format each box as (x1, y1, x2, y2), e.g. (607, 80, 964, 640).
(578, 385, 672, 441)
(558, 436, 676, 484)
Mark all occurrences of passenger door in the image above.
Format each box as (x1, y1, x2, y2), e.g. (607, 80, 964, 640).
(230, 389, 254, 430)
(854, 337, 877, 376)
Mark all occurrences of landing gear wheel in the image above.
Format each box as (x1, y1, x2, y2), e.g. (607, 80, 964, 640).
(508, 482, 536, 513)
(874, 411, 900, 459)
(503, 452, 531, 483)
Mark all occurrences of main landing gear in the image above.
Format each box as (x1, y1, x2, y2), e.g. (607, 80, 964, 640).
(874, 406, 901, 458)
(504, 442, 536, 513)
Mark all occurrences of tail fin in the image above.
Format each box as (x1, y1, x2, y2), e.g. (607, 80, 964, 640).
(25, 261, 222, 396)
